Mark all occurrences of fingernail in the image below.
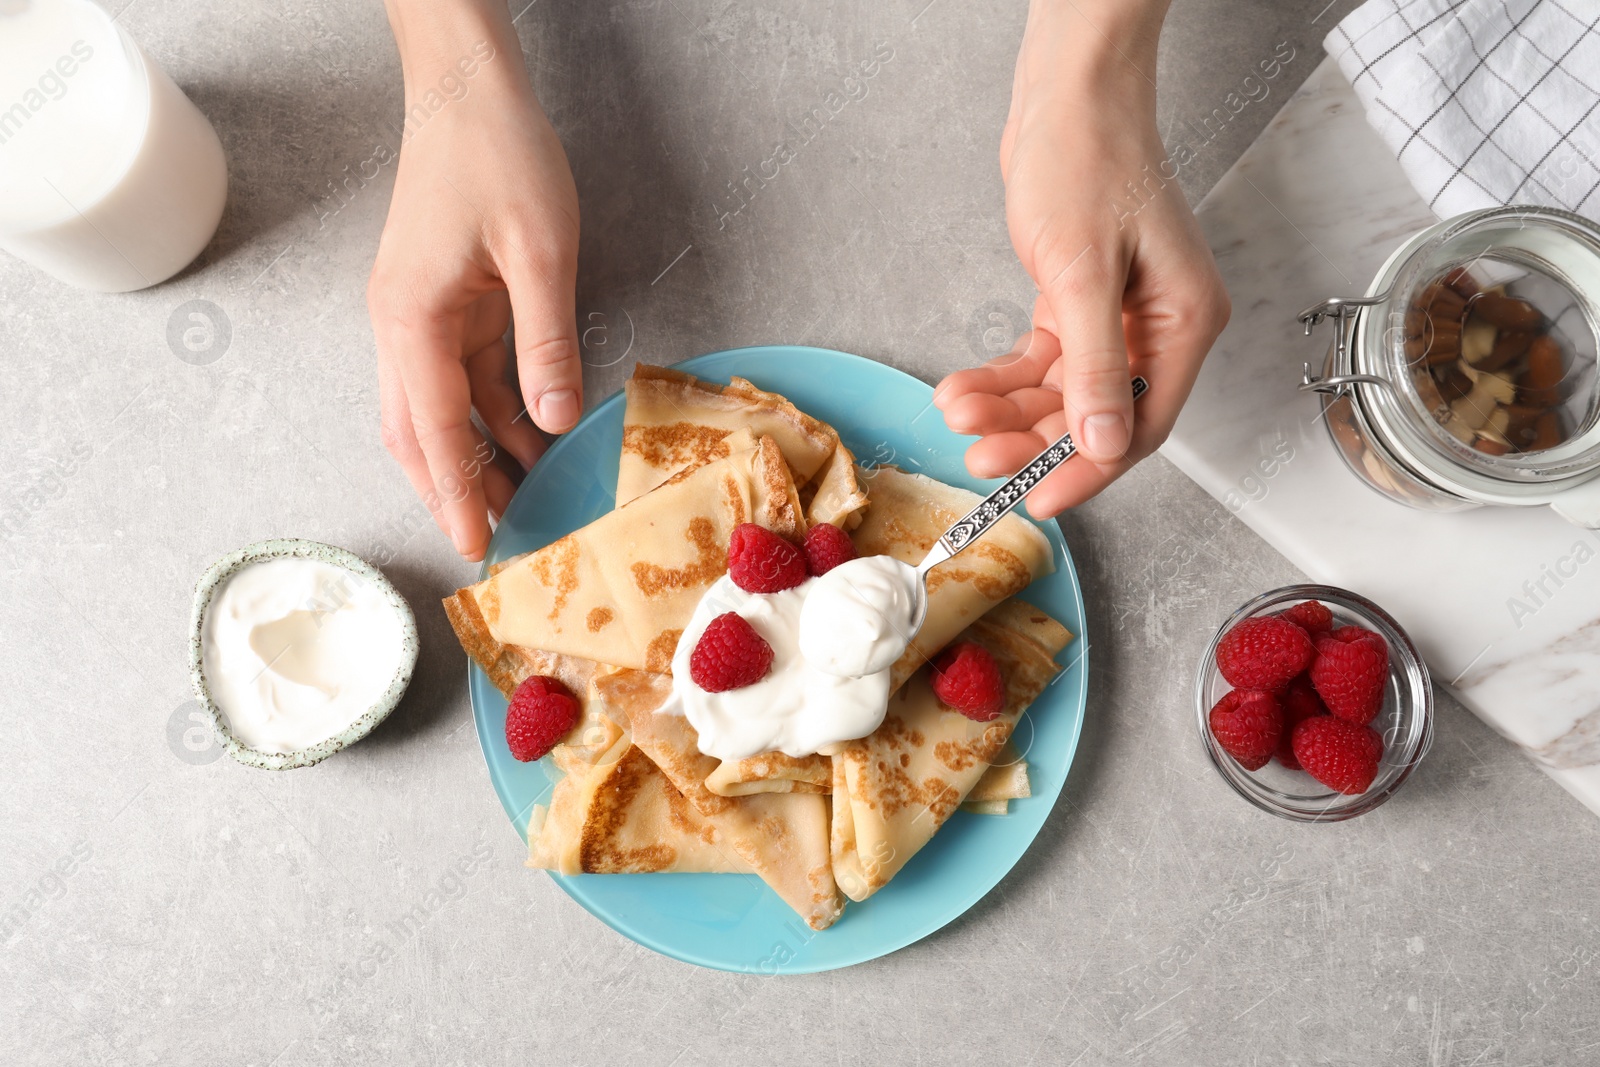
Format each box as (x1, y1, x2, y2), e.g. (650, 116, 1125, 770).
(537, 389, 579, 432)
(450, 526, 468, 555)
(1083, 414, 1130, 459)
(932, 382, 951, 406)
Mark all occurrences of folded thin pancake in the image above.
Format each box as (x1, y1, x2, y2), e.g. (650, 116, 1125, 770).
(853, 467, 1056, 693)
(962, 754, 1032, 815)
(704, 751, 832, 795)
(528, 738, 753, 874)
(441, 591, 624, 762)
(454, 433, 803, 673)
(967, 753, 1030, 802)
(591, 669, 844, 931)
(701, 734, 1032, 804)
(619, 365, 868, 528)
(831, 599, 1072, 902)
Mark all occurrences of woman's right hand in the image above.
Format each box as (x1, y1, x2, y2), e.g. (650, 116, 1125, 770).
(368, 0, 580, 561)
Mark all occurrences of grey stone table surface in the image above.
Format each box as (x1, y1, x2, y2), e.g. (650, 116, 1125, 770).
(4, 1, 1599, 1065)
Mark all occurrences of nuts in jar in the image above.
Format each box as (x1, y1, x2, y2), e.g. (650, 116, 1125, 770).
(1405, 266, 1572, 456)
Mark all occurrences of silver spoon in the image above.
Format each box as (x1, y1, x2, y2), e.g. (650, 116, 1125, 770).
(904, 374, 1150, 634)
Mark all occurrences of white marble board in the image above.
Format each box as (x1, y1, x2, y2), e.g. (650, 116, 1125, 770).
(1166, 57, 1600, 815)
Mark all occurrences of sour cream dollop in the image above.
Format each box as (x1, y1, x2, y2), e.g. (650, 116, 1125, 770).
(671, 555, 924, 760)
(201, 558, 406, 754)
(798, 555, 922, 677)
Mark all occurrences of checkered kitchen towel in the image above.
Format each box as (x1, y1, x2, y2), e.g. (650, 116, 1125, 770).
(1325, 0, 1600, 220)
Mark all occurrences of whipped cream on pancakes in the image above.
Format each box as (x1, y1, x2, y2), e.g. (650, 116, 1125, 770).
(672, 555, 922, 760)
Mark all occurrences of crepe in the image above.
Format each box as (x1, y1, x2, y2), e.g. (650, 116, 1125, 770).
(701, 734, 1031, 806)
(453, 433, 803, 673)
(441, 591, 624, 762)
(528, 738, 753, 874)
(704, 752, 832, 796)
(963, 754, 1031, 815)
(592, 669, 844, 930)
(830, 599, 1072, 902)
(619, 365, 868, 528)
(853, 466, 1055, 693)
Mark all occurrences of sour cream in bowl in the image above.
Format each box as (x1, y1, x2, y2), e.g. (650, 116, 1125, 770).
(189, 539, 418, 770)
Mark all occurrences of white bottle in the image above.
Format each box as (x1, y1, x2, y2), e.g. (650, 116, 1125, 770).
(0, 0, 227, 292)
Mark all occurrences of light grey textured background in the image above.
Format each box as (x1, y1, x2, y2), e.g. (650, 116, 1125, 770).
(5, 1, 1599, 1065)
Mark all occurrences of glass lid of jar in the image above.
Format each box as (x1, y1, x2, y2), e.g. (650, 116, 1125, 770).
(1360, 206, 1600, 490)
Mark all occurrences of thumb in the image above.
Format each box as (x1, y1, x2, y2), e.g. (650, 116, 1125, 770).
(1037, 241, 1134, 464)
(506, 249, 582, 435)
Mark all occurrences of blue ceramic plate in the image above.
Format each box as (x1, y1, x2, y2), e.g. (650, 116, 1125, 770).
(470, 346, 1088, 973)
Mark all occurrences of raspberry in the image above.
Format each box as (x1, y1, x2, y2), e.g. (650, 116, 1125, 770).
(1330, 625, 1386, 653)
(803, 522, 858, 576)
(727, 523, 807, 593)
(1279, 599, 1333, 636)
(1310, 633, 1388, 725)
(505, 675, 580, 762)
(1207, 689, 1282, 771)
(1275, 675, 1328, 770)
(930, 642, 1006, 721)
(689, 612, 774, 692)
(1292, 715, 1384, 794)
(1215, 616, 1314, 691)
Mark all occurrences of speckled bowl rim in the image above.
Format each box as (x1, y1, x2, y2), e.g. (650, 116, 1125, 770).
(188, 538, 419, 771)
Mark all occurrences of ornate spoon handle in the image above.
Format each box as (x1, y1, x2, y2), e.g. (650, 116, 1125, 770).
(917, 375, 1149, 574)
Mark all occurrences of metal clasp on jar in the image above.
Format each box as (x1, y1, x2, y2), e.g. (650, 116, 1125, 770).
(1297, 292, 1402, 398)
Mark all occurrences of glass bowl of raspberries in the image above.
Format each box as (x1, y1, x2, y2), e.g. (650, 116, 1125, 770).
(1195, 584, 1433, 821)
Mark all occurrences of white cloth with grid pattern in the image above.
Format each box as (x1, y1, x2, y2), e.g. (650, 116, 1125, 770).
(1325, 0, 1600, 220)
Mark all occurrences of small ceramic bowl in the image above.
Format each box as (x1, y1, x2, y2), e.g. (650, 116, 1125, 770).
(1194, 583, 1433, 821)
(189, 538, 418, 770)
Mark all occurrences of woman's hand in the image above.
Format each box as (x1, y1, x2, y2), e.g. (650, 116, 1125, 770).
(934, 0, 1230, 519)
(368, 0, 580, 561)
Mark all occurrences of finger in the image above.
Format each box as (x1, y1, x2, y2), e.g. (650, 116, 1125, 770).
(1037, 242, 1135, 464)
(964, 425, 1124, 520)
(943, 386, 1067, 436)
(934, 329, 1063, 409)
(504, 247, 582, 435)
(483, 471, 516, 521)
(1022, 454, 1132, 519)
(963, 430, 1052, 480)
(451, 415, 518, 524)
(1019, 361, 1171, 519)
(481, 448, 518, 521)
(960, 404, 1127, 519)
(466, 337, 545, 471)
(386, 322, 493, 561)
(377, 355, 453, 543)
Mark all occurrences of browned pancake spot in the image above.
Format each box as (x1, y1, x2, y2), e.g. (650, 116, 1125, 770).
(622, 422, 732, 473)
(755, 436, 802, 536)
(586, 607, 614, 633)
(921, 778, 962, 823)
(720, 474, 748, 526)
(936, 719, 1015, 773)
(529, 535, 580, 621)
(631, 517, 726, 597)
(477, 581, 502, 622)
(579, 748, 677, 872)
(924, 541, 1032, 601)
(644, 629, 683, 673)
